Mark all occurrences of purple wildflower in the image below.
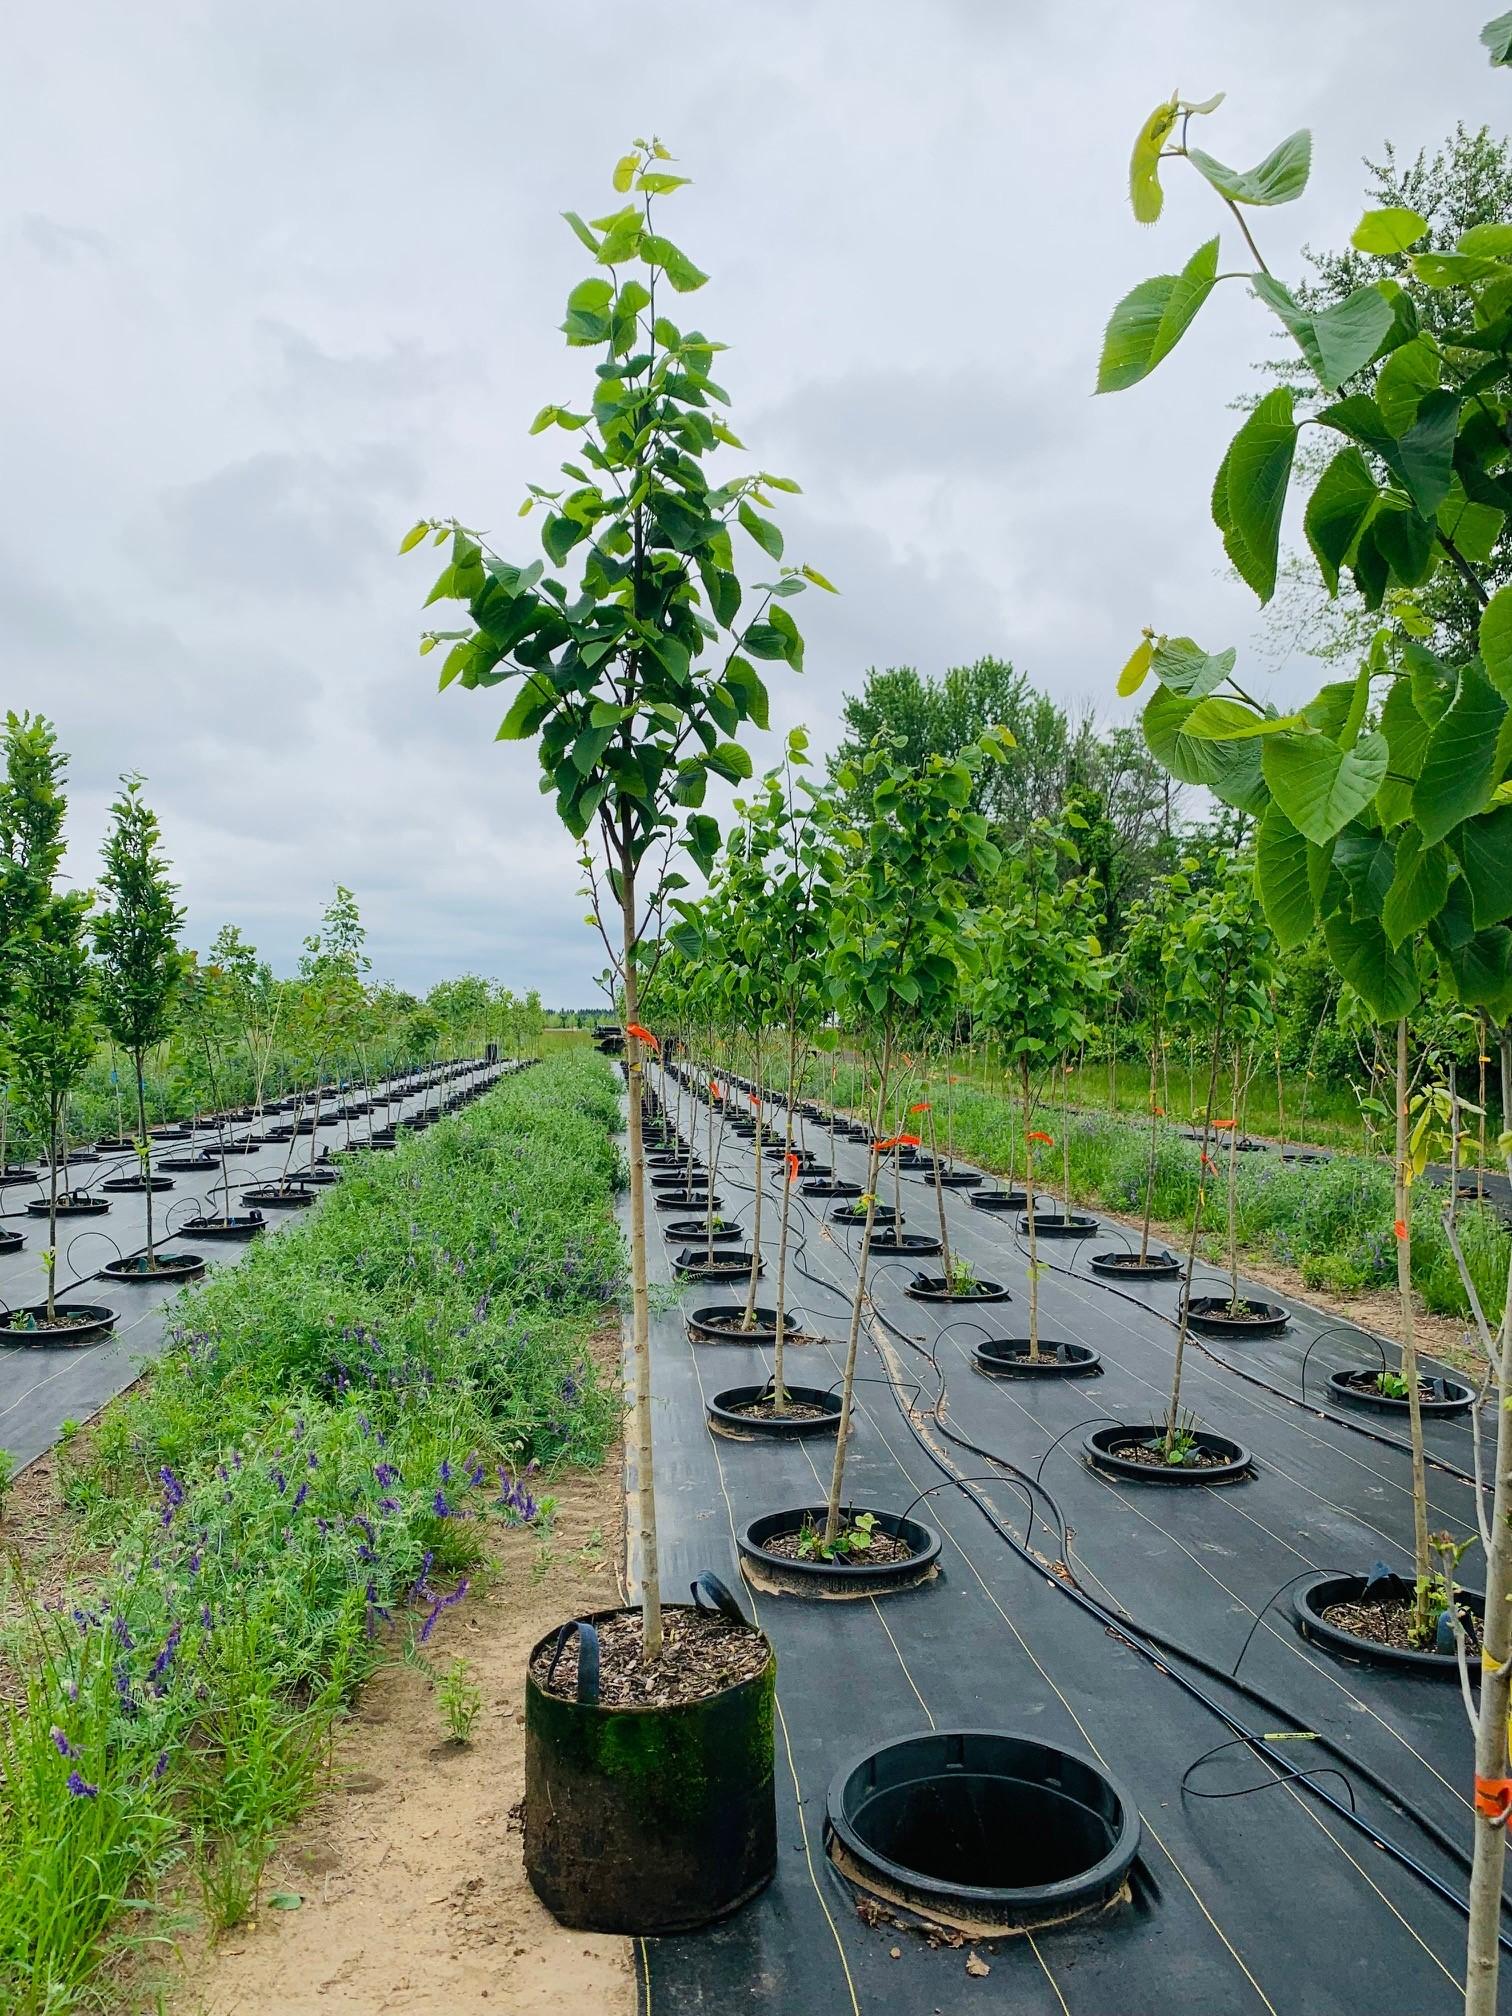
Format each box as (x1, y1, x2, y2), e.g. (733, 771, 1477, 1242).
(271, 1467, 287, 1496)
(151, 1623, 182, 1685)
(373, 1462, 397, 1489)
(50, 1726, 77, 1758)
(418, 1578, 470, 1646)
(66, 1770, 99, 1799)
(379, 1496, 400, 1514)
(432, 1489, 454, 1519)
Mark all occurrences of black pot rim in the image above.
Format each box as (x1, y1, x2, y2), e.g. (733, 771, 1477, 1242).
(1292, 1571, 1482, 1676)
(969, 1189, 1033, 1211)
(1018, 1212, 1098, 1238)
(824, 1727, 1140, 1929)
(905, 1274, 1010, 1304)
(25, 1196, 111, 1216)
(973, 1339, 1101, 1378)
(708, 1384, 842, 1437)
(0, 1302, 117, 1342)
(1083, 1422, 1252, 1484)
(1182, 1294, 1289, 1338)
(525, 1603, 774, 1718)
(1089, 1249, 1180, 1278)
(664, 1218, 740, 1241)
(737, 1506, 942, 1597)
(101, 1253, 206, 1282)
(1326, 1367, 1475, 1416)
(687, 1304, 797, 1342)
(674, 1249, 761, 1279)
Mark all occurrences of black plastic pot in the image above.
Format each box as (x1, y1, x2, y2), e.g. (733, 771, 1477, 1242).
(0, 1302, 116, 1345)
(101, 1174, 174, 1194)
(25, 1194, 110, 1218)
(905, 1273, 1009, 1305)
(1326, 1367, 1474, 1417)
(1293, 1571, 1483, 1677)
(868, 1230, 942, 1257)
(523, 1597, 776, 1932)
(824, 1729, 1139, 1934)
(674, 1248, 762, 1282)
(737, 1507, 942, 1599)
(831, 1203, 899, 1228)
(652, 1168, 706, 1190)
(802, 1178, 861, 1200)
(179, 1212, 265, 1242)
(92, 1137, 135, 1152)
(0, 1228, 24, 1255)
(687, 1304, 797, 1344)
(1083, 1423, 1252, 1485)
(243, 1184, 316, 1210)
(1018, 1211, 1098, 1239)
(149, 1125, 192, 1141)
(664, 1219, 741, 1244)
(100, 1253, 206, 1285)
(157, 1152, 220, 1173)
(0, 1166, 38, 1186)
(708, 1384, 841, 1439)
(654, 1191, 723, 1213)
(1181, 1294, 1288, 1339)
(970, 1188, 1032, 1213)
(973, 1338, 1101, 1378)
(288, 1168, 340, 1187)
(1089, 1249, 1180, 1280)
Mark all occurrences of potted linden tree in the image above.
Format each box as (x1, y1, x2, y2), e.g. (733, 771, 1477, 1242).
(406, 141, 830, 1932)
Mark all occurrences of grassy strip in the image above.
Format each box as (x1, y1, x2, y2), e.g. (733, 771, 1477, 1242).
(827, 1063, 1509, 1325)
(0, 1050, 624, 2011)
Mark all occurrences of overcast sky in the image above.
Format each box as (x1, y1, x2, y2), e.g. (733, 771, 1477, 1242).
(7, 1, 1506, 1002)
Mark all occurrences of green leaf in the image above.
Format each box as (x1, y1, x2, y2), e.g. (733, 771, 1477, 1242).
(1445, 926, 1512, 1018)
(1322, 909, 1419, 1018)
(1396, 389, 1459, 518)
(1182, 697, 1302, 738)
(639, 234, 708, 292)
(398, 520, 429, 555)
(1117, 634, 1154, 697)
(800, 563, 838, 593)
(1149, 635, 1236, 697)
(1096, 238, 1220, 393)
(1212, 389, 1296, 603)
(1334, 825, 1395, 919)
(1255, 803, 1316, 950)
(1260, 728, 1388, 844)
(1373, 505, 1434, 587)
(1380, 829, 1449, 946)
(1351, 207, 1430, 255)
(1303, 449, 1379, 595)
(1144, 687, 1265, 808)
(541, 514, 583, 566)
(1412, 663, 1507, 844)
(1375, 337, 1440, 434)
(561, 211, 601, 255)
(1188, 130, 1312, 207)
(566, 278, 614, 315)
(1376, 678, 1430, 827)
(1252, 276, 1395, 391)
(1479, 583, 1512, 706)
(1459, 221, 1512, 256)
(737, 500, 783, 562)
(1483, 9, 1512, 64)
(723, 655, 769, 731)
(1129, 97, 1180, 224)
(612, 152, 639, 194)
(637, 172, 690, 195)
(267, 1892, 303, 1911)
(707, 740, 753, 784)
(1449, 805, 1512, 928)
(495, 674, 557, 743)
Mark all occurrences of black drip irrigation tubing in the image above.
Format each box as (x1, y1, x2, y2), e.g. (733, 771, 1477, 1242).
(673, 1102, 1512, 1946)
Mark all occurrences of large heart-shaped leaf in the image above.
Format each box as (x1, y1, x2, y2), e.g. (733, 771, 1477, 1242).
(1149, 636, 1236, 697)
(1255, 803, 1316, 950)
(1212, 390, 1296, 603)
(1097, 238, 1220, 393)
(1303, 448, 1379, 594)
(1412, 662, 1506, 844)
(1448, 804, 1512, 929)
(1380, 830, 1449, 946)
(1322, 909, 1419, 1018)
(1188, 130, 1312, 206)
(1261, 729, 1388, 844)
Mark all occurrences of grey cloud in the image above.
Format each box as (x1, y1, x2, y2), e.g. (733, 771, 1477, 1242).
(20, 215, 109, 264)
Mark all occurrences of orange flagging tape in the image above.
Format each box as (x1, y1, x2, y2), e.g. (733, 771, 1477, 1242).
(1474, 1775, 1512, 1823)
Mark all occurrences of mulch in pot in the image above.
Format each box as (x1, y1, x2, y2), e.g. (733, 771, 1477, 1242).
(1107, 1434, 1231, 1471)
(761, 1526, 916, 1566)
(531, 1606, 768, 1711)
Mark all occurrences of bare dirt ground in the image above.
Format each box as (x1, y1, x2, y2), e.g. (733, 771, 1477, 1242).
(161, 1449, 635, 2016)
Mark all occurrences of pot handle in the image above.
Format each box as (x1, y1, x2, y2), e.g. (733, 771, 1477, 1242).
(690, 1572, 748, 1626)
(545, 1619, 600, 1705)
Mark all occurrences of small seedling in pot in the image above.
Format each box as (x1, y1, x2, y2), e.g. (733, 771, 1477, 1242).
(1376, 1369, 1411, 1402)
(947, 1254, 979, 1296)
(795, 1509, 877, 1561)
(436, 1657, 483, 1745)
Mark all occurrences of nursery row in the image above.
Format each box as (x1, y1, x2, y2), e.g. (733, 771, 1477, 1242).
(0, 1048, 624, 2013)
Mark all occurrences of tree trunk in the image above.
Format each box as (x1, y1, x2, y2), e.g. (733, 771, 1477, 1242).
(927, 1102, 952, 1284)
(1023, 1061, 1040, 1361)
(1462, 1024, 1512, 2016)
(46, 1092, 61, 1321)
(619, 848, 663, 1660)
(772, 1021, 800, 1411)
(1165, 1006, 1227, 1454)
(135, 1050, 153, 1266)
(1227, 1048, 1241, 1313)
(1139, 1035, 1159, 1265)
(824, 1026, 892, 1548)
(741, 1031, 763, 1330)
(1393, 1016, 1433, 1633)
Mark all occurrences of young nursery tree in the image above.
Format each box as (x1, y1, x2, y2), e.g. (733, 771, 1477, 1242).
(821, 733, 1005, 1546)
(1100, 32, 1512, 1997)
(7, 734, 95, 1324)
(406, 142, 830, 1660)
(972, 821, 1107, 1359)
(0, 714, 70, 1178)
(92, 778, 188, 1271)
